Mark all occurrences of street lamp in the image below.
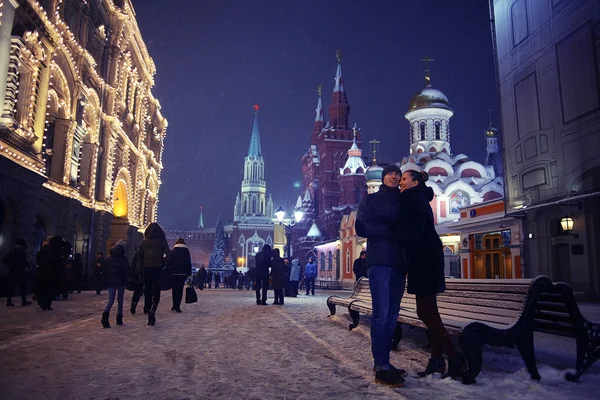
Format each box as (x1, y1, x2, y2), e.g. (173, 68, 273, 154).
(275, 206, 304, 260)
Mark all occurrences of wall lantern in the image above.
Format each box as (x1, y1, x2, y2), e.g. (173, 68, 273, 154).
(560, 216, 574, 233)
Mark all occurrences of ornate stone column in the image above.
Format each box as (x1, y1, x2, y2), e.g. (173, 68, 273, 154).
(0, 0, 19, 119)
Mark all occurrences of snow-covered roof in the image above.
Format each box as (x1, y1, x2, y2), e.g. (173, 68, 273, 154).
(306, 222, 322, 238)
(339, 138, 366, 175)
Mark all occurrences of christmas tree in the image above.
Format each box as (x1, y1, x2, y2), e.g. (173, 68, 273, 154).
(208, 216, 226, 270)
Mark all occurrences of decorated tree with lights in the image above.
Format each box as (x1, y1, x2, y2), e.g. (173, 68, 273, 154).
(208, 216, 226, 270)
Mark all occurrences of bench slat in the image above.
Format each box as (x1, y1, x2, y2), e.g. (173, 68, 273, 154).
(400, 298, 522, 319)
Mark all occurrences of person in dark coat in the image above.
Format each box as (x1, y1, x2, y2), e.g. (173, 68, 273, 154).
(93, 253, 104, 295)
(355, 164, 407, 387)
(353, 251, 367, 281)
(214, 272, 221, 288)
(254, 244, 272, 305)
(35, 236, 64, 311)
(399, 170, 466, 380)
(230, 269, 239, 289)
(138, 222, 170, 326)
(129, 247, 146, 315)
(72, 253, 83, 293)
(101, 240, 130, 328)
(198, 265, 207, 290)
(237, 272, 245, 290)
(207, 270, 213, 288)
(169, 238, 192, 313)
(2, 239, 32, 307)
(246, 267, 255, 290)
(271, 248, 286, 305)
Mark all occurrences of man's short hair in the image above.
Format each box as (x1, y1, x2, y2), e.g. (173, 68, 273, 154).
(360, 251, 367, 257)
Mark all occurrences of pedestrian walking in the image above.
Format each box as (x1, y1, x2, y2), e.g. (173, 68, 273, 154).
(35, 236, 64, 311)
(355, 164, 407, 387)
(207, 270, 213, 288)
(93, 253, 104, 295)
(399, 170, 467, 380)
(271, 248, 286, 305)
(72, 253, 83, 293)
(353, 251, 367, 281)
(289, 258, 300, 297)
(198, 265, 207, 290)
(169, 238, 192, 313)
(101, 240, 130, 328)
(304, 257, 317, 296)
(254, 244, 271, 305)
(214, 272, 221, 288)
(138, 222, 170, 326)
(230, 269, 239, 289)
(2, 239, 32, 307)
(129, 247, 147, 315)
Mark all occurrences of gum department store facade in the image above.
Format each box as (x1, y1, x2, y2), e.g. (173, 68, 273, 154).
(0, 0, 167, 279)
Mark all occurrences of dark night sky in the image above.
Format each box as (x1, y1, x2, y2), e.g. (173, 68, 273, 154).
(133, 0, 499, 229)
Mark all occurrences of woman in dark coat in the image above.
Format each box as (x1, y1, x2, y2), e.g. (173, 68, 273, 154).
(138, 222, 170, 326)
(36, 236, 64, 310)
(270, 248, 286, 305)
(254, 244, 272, 305)
(2, 238, 31, 306)
(169, 238, 192, 313)
(129, 248, 147, 315)
(399, 170, 466, 380)
(101, 240, 130, 328)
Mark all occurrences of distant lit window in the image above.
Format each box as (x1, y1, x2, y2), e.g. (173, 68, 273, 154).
(419, 121, 425, 140)
(435, 121, 441, 140)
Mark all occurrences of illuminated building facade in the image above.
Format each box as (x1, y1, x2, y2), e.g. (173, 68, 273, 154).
(0, 0, 167, 277)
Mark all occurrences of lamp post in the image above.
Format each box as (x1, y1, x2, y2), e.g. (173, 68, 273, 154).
(275, 206, 304, 262)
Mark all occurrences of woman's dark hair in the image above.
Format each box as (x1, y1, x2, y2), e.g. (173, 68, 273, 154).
(144, 222, 166, 240)
(272, 248, 280, 257)
(405, 169, 429, 186)
(74, 253, 82, 261)
(261, 244, 272, 258)
(175, 237, 186, 245)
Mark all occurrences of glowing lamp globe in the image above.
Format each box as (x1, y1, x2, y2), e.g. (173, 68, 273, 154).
(294, 210, 304, 223)
(275, 206, 285, 223)
(560, 216, 574, 233)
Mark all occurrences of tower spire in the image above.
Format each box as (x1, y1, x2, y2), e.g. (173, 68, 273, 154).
(369, 139, 380, 166)
(328, 50, 350, 129)
(315, 85, 323, 122)
(248, 105, 262, 157)
(334, 50, 344, 92)
(198, 206, 204, 229)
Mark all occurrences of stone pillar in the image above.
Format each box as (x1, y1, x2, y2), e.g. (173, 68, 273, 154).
(0, 0, 19, 119)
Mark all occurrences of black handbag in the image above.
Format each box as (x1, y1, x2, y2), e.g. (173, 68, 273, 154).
(160, 266, 173, 291)
(185, 283, 198, 304)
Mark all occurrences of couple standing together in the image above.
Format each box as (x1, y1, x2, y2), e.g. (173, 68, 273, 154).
(356, 165, 467, 387)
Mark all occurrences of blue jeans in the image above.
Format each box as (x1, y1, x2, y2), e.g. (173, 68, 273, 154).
(104, 286, 125, 315)
(368, 265, 405, 371)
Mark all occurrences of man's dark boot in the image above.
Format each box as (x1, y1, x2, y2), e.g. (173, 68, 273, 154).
(374, 369, 405, 387)
(101, 312, 110, 328)
(116, 314, 123, 326)
(21, 301, 32, 306)
(418, 357, 446, 378)
(148, 306, 157, 326)
(6, 300, 14, 307)
(130, 301, 137, 315)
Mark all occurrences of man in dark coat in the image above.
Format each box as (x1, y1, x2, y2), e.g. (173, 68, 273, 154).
(353, 251, 367, 281)
(94, 253, 104, 295)
(2, 239, 31, 307)
(355, 164, 407, 387)
(129, 248, 147, 315)
(254, 244, 272, 305)
(207, 270, 213, 288)
(36, 236, 64, 311)
(230, 269, 239, 289)
(271, 249, 286, 305)
(169, 238, 192, 313)
(198, 265, 207, 290)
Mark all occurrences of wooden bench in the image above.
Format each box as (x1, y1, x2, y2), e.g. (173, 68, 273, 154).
(326, 276, 600, 384)
(319, 280, 342, 290)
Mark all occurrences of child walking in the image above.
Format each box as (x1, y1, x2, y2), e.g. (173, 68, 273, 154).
(101, 240, 130, 328)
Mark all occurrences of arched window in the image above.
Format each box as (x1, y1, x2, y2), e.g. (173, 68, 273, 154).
(320, 253, 325, 271)
(346, 250, 351, 274)
(252, 196, 257, 214)
(419, 121, 426, 140)
(435, 121, 441, 140)
(328, 252, 333, 271)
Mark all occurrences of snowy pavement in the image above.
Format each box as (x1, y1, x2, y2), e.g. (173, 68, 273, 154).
(0, 288, 599, 400)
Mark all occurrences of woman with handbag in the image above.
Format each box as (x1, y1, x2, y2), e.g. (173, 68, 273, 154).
(169, 238, 192, 313)
(138, 222, 170, 326)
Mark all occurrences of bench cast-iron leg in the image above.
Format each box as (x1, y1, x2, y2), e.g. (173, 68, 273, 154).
(459, 326, 483, 385)
(516, 330, 541, 381)
(327, 300, 336, 316)
(348, 308, 360, 331)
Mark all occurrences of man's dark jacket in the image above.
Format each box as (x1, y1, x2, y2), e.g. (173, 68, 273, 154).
(355, 184, 404, 270)
(353, 257, 367, 281)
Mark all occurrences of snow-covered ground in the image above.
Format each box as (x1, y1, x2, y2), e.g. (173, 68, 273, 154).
(0, 288, 598, 399)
